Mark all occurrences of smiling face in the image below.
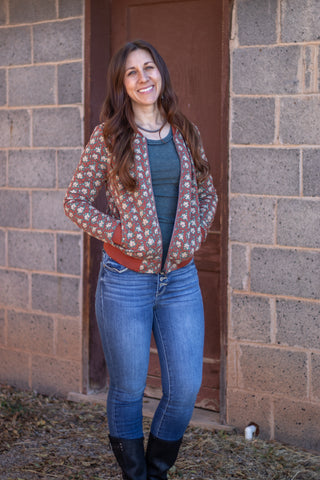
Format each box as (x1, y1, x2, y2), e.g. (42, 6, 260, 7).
(123, 49, 162, 110)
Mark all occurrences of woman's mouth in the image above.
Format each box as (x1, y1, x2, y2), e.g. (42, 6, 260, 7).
(137, 86, 154, 93)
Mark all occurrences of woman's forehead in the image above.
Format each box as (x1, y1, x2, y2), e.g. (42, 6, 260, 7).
(125, 49, 154, 69)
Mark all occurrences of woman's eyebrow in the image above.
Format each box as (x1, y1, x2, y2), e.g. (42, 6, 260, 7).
(125, 61, 154, 72)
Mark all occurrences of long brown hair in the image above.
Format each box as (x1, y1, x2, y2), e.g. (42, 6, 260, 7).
(100, 39, 209, 191)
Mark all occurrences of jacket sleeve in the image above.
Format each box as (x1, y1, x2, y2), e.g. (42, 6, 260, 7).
(63, 124, 121, 244)
(197, 134, 218, 242)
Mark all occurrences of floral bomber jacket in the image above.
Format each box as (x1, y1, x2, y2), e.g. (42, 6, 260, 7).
(64, 123, 218, 274)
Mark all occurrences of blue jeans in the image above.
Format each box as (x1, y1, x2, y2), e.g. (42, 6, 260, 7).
(95, 251, 204, 441)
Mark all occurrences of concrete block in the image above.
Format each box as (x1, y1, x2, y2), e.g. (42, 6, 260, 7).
(277, 199, 320, 248)
(56, 317, 81, 359)
(9, 0, 56, 24)
(9, 65, 55, 106)
(276, 299, 320, 350)
(303, 149, 320, 196)
(311, 353, 320, 401)
(0, 150, 6, 186)
(280, 96, 320, 145)
(57, 233, 82, 275)
(8, 230, 55, 271)
(0, 110, 30, 147)
(227, 390, 272, 439)
(0, 189, 30, 227)
(32, 190, 78, 231)
(274, 398, 320, 451)
(231, 98, 275, 144)
(281, 0, 320, 43)
(59, 0, 84, 18)
(233, 46, 300, 95)
(231, 294, 271, 343)
(230, 148, 300, 196)
(237, 0, 277, 46)
(33, 19, 82, 63)
(7, 310, 54, 354)
(32, 273, 80, 316)
(33, 107, 81, 147)
(0, 309, 4, 344)
(230, 196, 276, 244)
(8, 149, 56, 188)
(58, 62, 82, 104)
(0, 269, 28, 308)
(57, 148, 82, 188)
(0, 26, 31, 66)
(226, 342, 237, 388)
(239, 345, 307, 398)
(230, 243, 249, 290)
(304, 46, 316, 92)
(0, 229, 5, 266)
(0, 348, 29, 389)
(32, 355, 80, 395)
(251, 247, 320, 299)
(0, 1, 7, 24)
(0, 68, 6, 105)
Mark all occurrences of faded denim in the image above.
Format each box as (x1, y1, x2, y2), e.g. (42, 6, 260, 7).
(95, 251, 204, 441)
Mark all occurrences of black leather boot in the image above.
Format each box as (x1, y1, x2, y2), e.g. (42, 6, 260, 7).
(146, 433, 182, 480)
(109, 435, 147, 480)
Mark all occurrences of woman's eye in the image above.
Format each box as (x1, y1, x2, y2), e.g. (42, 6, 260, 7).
(127, 70, 136, 76)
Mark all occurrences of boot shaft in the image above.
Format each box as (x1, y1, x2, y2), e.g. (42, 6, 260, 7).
(146, 433, 182, 480)
(109, 435, 147, 480)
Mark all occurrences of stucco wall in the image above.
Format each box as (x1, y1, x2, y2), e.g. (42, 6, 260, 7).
(228, 0, 320, 450)
(0, 0, 84, 395)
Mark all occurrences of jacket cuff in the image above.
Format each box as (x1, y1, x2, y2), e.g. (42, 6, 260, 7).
(112, 224, 122, 245)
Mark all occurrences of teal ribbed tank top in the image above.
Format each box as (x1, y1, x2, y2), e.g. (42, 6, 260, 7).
(147, 128, 181, 268)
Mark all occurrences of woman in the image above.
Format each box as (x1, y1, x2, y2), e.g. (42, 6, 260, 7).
(64, 39, 218, 480)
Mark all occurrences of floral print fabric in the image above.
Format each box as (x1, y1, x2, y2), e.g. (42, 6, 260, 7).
(64, 124, 218, 274)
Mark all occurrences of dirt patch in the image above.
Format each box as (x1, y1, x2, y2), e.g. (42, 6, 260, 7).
(1, 385, 319, 480)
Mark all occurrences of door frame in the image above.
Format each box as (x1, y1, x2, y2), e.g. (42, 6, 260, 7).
(82, 0, 112, 392)
(219, 0, 232, 424)
(82, 0, 231, 424)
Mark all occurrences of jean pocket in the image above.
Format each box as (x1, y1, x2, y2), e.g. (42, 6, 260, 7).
(103, 255, 128, 274)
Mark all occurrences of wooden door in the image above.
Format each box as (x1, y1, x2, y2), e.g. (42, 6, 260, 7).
(85, 0, 229, 414)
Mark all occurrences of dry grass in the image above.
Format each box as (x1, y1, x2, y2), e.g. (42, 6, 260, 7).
(0, 384, 319, 480)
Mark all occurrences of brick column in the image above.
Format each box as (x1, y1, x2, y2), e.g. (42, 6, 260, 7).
(0, 0, 84, 395)
(228, 0, 320, 451)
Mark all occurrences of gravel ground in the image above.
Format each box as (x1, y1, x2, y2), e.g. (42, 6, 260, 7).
(0, 384, 319, 480)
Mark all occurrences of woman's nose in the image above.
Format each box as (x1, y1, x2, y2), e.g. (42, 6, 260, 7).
(138, 69, 148, 82)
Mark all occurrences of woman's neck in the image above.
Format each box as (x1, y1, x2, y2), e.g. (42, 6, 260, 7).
(132, 104, 164, 130)
(132, 104, 170, 140)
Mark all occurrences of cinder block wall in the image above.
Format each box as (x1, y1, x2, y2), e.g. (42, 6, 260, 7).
(228, 0, 320, 450)
(0, 0, 84, 395)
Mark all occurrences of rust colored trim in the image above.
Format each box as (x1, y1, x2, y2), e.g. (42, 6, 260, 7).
(104, 242, 192, 273)
(103, 243, 144, 272)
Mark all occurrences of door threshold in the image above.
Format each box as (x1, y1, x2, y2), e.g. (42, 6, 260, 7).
(67, 391, 234, 433)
